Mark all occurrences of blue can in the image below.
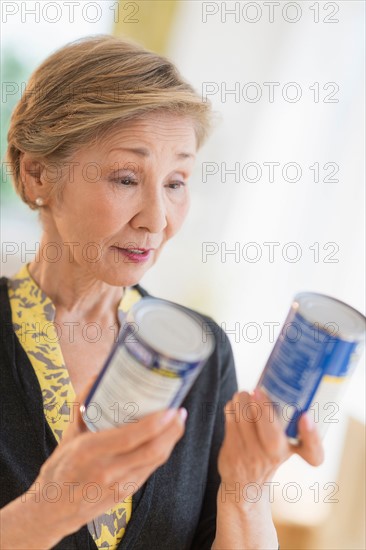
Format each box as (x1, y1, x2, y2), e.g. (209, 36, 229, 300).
(81, 297, 215, 432)
(257, 292, 366, 443)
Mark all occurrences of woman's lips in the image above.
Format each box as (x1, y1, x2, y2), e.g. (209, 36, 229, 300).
(110, 246, 153, 263)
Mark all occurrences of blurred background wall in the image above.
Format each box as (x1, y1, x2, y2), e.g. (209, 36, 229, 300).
(1, 1, 365, 548)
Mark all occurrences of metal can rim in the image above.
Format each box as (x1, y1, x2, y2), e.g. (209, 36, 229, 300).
(294, 291, 366, 342)
(124, 297, 216, 362)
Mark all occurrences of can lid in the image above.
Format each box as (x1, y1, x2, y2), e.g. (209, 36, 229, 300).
(127, 298, 215, 361)
(294, 292, 366, 342)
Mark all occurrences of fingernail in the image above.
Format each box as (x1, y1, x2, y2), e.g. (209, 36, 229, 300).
(178, 407, 188, 424)
(160, 408, 177, 425)
(253, 387, 260, 399)
(255, 386, 270, 400)
(254, 387, 263, 400)
(303, 413, 315, 432)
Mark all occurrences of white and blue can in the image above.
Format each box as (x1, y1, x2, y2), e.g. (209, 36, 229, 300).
(257, 292, 366, 443)
(81, 297, 215, 432)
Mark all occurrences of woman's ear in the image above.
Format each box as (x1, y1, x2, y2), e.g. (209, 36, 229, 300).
(19, 152, 48, 204)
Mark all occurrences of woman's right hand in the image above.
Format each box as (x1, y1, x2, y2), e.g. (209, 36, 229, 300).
(33, 377, 187, 542)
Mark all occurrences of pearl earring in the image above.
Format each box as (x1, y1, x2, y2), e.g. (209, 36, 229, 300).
(35, 197, 44, 206)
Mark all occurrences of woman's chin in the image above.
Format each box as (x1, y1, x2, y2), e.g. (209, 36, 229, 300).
(97, 264, 148, 288)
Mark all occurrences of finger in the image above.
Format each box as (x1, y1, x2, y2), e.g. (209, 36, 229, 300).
(222, 396, 246, 455)
(79, 406, 187, 458)
(62, 374, 99, 442)
(291, 412, 324, 466)
(253, 388, 290, 462)
(229, 391, 262, 452)
(102, 411, 187, 483)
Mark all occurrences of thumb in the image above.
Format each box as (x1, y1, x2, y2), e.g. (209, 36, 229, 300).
(292, 412, 325, 467)
(62, 374, 99, 443)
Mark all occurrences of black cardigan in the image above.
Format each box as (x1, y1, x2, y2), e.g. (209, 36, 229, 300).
(0, 276, 238, 549)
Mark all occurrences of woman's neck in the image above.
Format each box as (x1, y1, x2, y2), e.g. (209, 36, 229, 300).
(28, 242, 124, 320)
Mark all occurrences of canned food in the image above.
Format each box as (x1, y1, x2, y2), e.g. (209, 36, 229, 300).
(257, 292, 366, 443)
(81, 297, 215, 432)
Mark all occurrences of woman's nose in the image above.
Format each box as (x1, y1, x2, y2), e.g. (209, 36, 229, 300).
(131, 189, 168, 234)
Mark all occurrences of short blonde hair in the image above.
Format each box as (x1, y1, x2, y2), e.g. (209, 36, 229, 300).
(6, 34, 213, 209)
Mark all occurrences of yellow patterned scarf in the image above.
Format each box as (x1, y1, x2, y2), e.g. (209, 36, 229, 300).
(8, 263, 142, 549)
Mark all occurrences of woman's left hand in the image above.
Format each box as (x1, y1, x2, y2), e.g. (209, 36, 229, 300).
(212, 388, 324, 548)
(217, 387, 324, 491)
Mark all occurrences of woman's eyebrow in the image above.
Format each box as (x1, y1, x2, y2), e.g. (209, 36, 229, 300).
(108, 147, 195, 160)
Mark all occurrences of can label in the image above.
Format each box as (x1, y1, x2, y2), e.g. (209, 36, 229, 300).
(83, 321, 208, 431)
(258, 308, 362, 441)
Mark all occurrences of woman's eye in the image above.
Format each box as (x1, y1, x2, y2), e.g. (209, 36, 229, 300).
(116, 177, 137, 186)
(167, 181, 186, 190)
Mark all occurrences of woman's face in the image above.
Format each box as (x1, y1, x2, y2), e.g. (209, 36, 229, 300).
(44, 112, 197, 286)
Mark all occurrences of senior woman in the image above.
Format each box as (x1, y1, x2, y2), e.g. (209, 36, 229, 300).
(0, 35, 323, 549)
